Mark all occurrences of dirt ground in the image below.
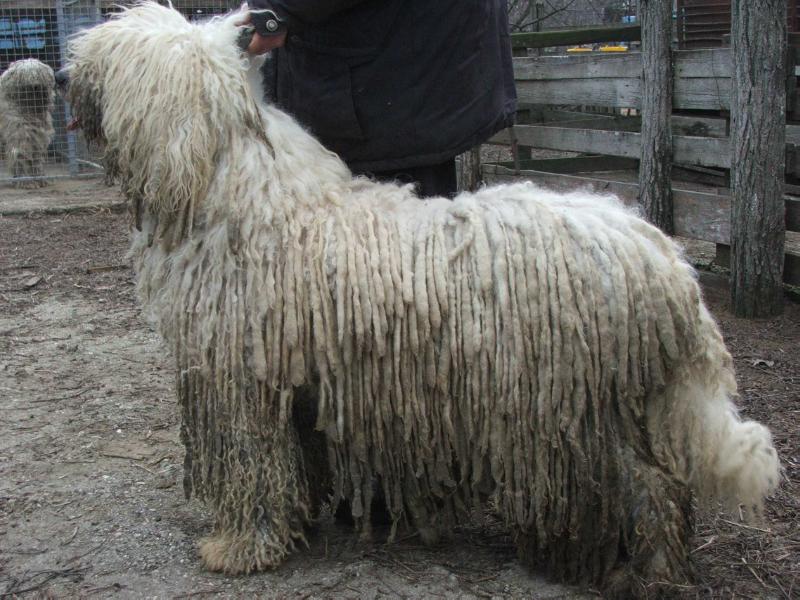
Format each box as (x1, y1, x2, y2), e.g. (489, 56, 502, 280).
(0, 179, 798, 599)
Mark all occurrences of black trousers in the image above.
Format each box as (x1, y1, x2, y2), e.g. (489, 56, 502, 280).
(355, 158, 458, 199)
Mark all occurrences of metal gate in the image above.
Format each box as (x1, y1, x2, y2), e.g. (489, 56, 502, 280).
(0, 0, 240, 185)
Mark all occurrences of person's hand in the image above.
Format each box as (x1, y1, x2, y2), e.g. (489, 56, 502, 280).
(237, 13, 287, 55)
(248, 30, 287, 54)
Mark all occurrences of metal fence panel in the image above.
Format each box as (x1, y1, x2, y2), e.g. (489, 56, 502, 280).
(0, 0, 239, 186)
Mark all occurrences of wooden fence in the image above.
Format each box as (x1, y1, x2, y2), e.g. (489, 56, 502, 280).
(483, 25, 800, 287)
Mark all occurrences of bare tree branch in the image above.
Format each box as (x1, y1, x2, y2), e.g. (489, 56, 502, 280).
(508, 0, 533, 32)
(510, 0, 580, 32)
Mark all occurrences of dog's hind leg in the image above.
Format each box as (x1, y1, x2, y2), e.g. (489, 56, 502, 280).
(602, 447, 694, 599)
(513, 444, 692, 598)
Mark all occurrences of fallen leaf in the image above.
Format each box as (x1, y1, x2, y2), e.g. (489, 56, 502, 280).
(23, 276, 42, 289)
(749, 358, 775, 368)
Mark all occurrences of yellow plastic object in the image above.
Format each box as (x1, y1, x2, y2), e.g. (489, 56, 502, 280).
(599, 45, 628, 52)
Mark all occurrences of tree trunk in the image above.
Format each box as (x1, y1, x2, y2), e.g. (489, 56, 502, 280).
(638, 0, 674, 234)
(731, 0, 786, 317)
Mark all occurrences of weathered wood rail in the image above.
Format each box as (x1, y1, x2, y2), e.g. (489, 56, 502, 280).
(490, 125, 732, 169)
(510, 23, 641, 50)
(514, 49, 733, 111)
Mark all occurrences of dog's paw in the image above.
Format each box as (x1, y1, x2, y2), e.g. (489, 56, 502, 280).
(12, 177, 48, 189)
(198, 528, 294, 574)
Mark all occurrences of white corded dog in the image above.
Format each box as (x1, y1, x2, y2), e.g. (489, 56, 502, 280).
(0, 58, 55, 187)
(59, 4, 780, 597)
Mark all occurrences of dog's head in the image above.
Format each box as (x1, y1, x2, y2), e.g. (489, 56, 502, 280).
(1, 58, 56, 111)
(57, 2, 265, 221)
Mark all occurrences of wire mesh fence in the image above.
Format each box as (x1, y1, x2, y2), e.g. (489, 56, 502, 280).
(0, 0, 239, 186)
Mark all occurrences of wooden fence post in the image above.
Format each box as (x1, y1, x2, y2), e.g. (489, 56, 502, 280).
(637, 0, 674, 234)
(461, 146, 483, 192)
(730, 0, 786, 317)
(533, 2, 545, 57)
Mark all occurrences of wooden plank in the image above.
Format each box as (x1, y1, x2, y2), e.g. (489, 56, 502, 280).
(500, 123, 800, 176)
(540, 114, 639, 131)
(673, 135, 731, 168)
(494, 126, 641, 158)
(538, 108, 618, 122)
(492, 125, 800, 176)
(517, 79, 641, 109)
(672, 114, 728, 137)
(489, 125, 633, 155)
(515, 49, 730, 81)
(674, 48, 732, 78)
(672, 164, 728, 187)
(510, 24, 641, 49)
(492, 156, 639, 174)
(497, 127, 800, 177)
(488, 126, 730, 169)
(516, 75, 730, 110)
(674, 77, 731, 110)
(514, 52, 642, 80)
(533, 110, 728, 137)
(513, 49, 732, 110)
(786, 124, 800, 144)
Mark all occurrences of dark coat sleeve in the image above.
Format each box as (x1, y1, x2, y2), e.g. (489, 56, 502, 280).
(248, 0, 368, 25)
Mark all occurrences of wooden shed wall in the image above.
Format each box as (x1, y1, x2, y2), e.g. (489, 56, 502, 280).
(677, 0, 800, 48)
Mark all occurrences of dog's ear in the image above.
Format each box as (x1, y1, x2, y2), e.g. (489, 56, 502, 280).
(67, 3, 267, 238)
(94, 16, 261, 229)
(112, 59, 224, 224)
(140, 84, 221, 221)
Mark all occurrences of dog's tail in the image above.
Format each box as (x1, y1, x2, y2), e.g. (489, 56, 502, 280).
(649, 303, 780, 518)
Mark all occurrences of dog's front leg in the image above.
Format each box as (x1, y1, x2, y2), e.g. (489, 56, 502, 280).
(196, 421, 312, 574)
(180, 376, 312, 574)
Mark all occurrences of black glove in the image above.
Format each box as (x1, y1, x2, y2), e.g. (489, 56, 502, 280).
(249, 7, 288, 38)
(236, 4, 288, 52)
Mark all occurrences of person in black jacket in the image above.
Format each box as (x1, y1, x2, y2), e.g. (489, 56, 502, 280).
(246, 0, 517, 198)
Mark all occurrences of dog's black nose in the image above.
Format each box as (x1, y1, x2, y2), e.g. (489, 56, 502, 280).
(55, 68, 69, 90)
